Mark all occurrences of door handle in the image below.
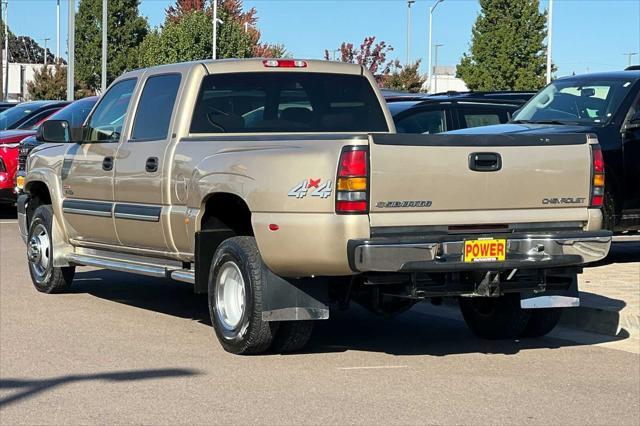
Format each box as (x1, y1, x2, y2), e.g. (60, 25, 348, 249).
(102, 156, 113, 171)
(145, 157, 159, 173)
(469, 152, 502, 172)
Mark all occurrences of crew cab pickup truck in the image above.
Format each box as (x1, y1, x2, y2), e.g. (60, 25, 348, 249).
(19, 59, 611, 355)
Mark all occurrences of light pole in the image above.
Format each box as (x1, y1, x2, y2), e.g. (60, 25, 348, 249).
(433, 43, 443, 93)
(546, 0, 553, 84)
(101, 0, 107, 92)
(212, 0, 217, 59)
(3, 0, 9, 101)
(406, 0, 415, 65)
(428, 0, 444, 92)
(56, 0, 60, 61)
(67, 0, 75, 101)
(43, 38, 50, 65)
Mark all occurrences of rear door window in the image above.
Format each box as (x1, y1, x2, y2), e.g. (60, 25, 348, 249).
(395, 108, 447, 134)
(190, 72, 388, 133)
(131, 73, 182, 141)
(458, 107, 510, 129)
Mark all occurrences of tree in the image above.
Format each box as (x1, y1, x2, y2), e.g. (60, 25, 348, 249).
(26, 61, 91, 100)
(456, 0, 549, 91)
(384, 61, 425, 93)
(75, 0, 149, 91)
(324, 37, 398, 81)
(139, 0, 285, 67)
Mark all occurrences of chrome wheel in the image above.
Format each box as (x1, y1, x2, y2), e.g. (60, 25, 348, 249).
(28, 223, 51, 281)
(214, 261, 247, 336)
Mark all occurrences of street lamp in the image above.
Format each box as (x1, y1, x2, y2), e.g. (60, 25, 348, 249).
(623, 52, 638, 67)
(101, 0, 107, 92)
(43, 38, 50, 65)
(433, 43, 443, 93)
(428, 0, 444, 92)
(406, 0, 415, 66)
(546, 0, 553, 84)
(67, 0, 75, 101)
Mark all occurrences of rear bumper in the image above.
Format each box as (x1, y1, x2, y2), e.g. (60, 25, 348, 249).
(348, 230, 612, 273)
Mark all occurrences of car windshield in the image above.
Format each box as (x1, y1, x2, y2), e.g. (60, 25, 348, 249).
(512, 78, 635, 125)
(0, 103, 42, 130)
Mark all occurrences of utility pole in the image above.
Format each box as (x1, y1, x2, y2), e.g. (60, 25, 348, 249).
(3, 0, 9, 101)
(546, 0, 553, 84)
(623, 52, 638, 67)
(43, 37, 50, 65)
(428, 0, 444, 93)
(56, 0, 60, 61)
(433, 43, 443, 93)
(67, 0, 75, 101)
(406, 0, 415, 65)
(101, 0, 107, 92)
(212, 0, 217, 59)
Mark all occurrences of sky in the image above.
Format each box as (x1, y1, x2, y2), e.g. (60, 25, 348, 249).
(8, 0, 640, 78)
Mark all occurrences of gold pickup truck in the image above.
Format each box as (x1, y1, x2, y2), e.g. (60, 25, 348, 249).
(18, 59, 612, 354)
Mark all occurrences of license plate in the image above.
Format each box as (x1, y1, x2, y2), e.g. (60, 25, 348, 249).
(464, 238, 506, 263)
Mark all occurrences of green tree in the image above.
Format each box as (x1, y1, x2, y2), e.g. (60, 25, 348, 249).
(456, 0, 549, 91)
(384, 61, 425, 92)
(139, 0, 284, 68)
(26, 61, 91, 100)
(75, 0, 149, 91)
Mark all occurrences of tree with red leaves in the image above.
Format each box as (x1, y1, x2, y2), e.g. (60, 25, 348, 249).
(325, 36, 398, 80)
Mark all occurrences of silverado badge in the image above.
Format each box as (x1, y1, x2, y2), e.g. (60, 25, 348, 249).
(288, 178, 333, 199)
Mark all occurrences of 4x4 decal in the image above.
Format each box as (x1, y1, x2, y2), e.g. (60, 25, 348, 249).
(288, 178, 333, 199)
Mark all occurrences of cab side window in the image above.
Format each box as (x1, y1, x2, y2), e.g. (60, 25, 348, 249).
(131, 74, 182, 141)
(85, 78, 137, 142)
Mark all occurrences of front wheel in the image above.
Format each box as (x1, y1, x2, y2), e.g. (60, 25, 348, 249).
(27, 205, 75, 293)
(208, 237, 278, 355)
(459, 294, 531, 340)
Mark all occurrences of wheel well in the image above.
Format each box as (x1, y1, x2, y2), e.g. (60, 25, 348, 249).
(201, 193, 253, 236)
(26, 181, 52, 224)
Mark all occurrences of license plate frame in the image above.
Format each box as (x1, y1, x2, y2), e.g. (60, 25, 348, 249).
(463, 238, 507, 263)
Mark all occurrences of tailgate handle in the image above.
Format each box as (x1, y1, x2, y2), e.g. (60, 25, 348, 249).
(469, 152, 502, 172)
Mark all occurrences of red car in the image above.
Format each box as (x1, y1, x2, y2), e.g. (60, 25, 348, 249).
(0, 99, 96, 205)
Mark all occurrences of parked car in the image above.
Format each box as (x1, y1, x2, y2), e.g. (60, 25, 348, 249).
(1, 98, 93, 205)
(0, 102, 18, 113)
(384, 91, 534, 134)
(0, 100, 68, 131)
(454, 68, 640, 234)
(19, 59, 610, 355)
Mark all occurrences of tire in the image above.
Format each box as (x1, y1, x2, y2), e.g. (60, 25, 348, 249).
(27, 205, 75, 294)
(208, 236, 278, 355)
(521, 308, 562, 338)
(602, 187, 616, 232)
(459, 294, 531, 340)
(271, 321, 314, 353)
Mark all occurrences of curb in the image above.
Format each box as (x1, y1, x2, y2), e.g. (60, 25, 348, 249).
(560, 306, 640, 337)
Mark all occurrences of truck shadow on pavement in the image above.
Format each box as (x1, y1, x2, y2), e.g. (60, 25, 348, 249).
(68, 270, 630, 357)
(0, 368, 200, 409)
(592, 242, 640, 266)
(0, 206, 17, 220)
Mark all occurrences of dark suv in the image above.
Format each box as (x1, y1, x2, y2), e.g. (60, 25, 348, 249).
(449, 68, 640, 236)
(383, 91, 535, 134)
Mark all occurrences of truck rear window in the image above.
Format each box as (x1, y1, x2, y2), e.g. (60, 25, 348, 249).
(190, 72, 389, 133)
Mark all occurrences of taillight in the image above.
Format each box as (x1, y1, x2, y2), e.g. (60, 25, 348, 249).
(591, 145, 605, 207)
(263, 59, 307, 68)
(336, 147, 368, 214)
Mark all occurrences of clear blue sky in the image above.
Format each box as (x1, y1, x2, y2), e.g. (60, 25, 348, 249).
(9, 0, 640, 77)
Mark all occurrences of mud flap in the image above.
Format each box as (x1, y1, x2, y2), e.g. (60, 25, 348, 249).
(520, 275, 580, 309)
(261, 270, 329, 322)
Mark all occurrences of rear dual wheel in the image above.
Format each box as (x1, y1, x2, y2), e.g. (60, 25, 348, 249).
(208, 237, 314, 355)
(459, 293, 561, 340)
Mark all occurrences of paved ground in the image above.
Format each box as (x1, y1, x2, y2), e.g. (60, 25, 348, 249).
(1, 210, 639, 425)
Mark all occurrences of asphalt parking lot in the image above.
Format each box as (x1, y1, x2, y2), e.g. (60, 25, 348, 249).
(1, 208, 639, 425)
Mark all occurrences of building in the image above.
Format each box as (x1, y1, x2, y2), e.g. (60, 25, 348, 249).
(423, 65, 468, 93)
(2, 63, 61, 101)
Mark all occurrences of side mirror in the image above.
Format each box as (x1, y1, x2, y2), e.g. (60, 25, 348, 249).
(625, 111, 640, 131)
(37, 120, 72, 143)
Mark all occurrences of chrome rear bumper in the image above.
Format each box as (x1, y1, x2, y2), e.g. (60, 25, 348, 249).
(348, 230, 612, 273)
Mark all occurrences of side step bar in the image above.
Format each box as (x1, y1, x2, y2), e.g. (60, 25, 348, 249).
(67, 252, 195, 283)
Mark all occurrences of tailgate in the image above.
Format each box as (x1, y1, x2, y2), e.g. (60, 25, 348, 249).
(368, 133, 593, 228)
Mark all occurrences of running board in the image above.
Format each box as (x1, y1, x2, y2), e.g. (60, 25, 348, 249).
(67, 250, 195, 283)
